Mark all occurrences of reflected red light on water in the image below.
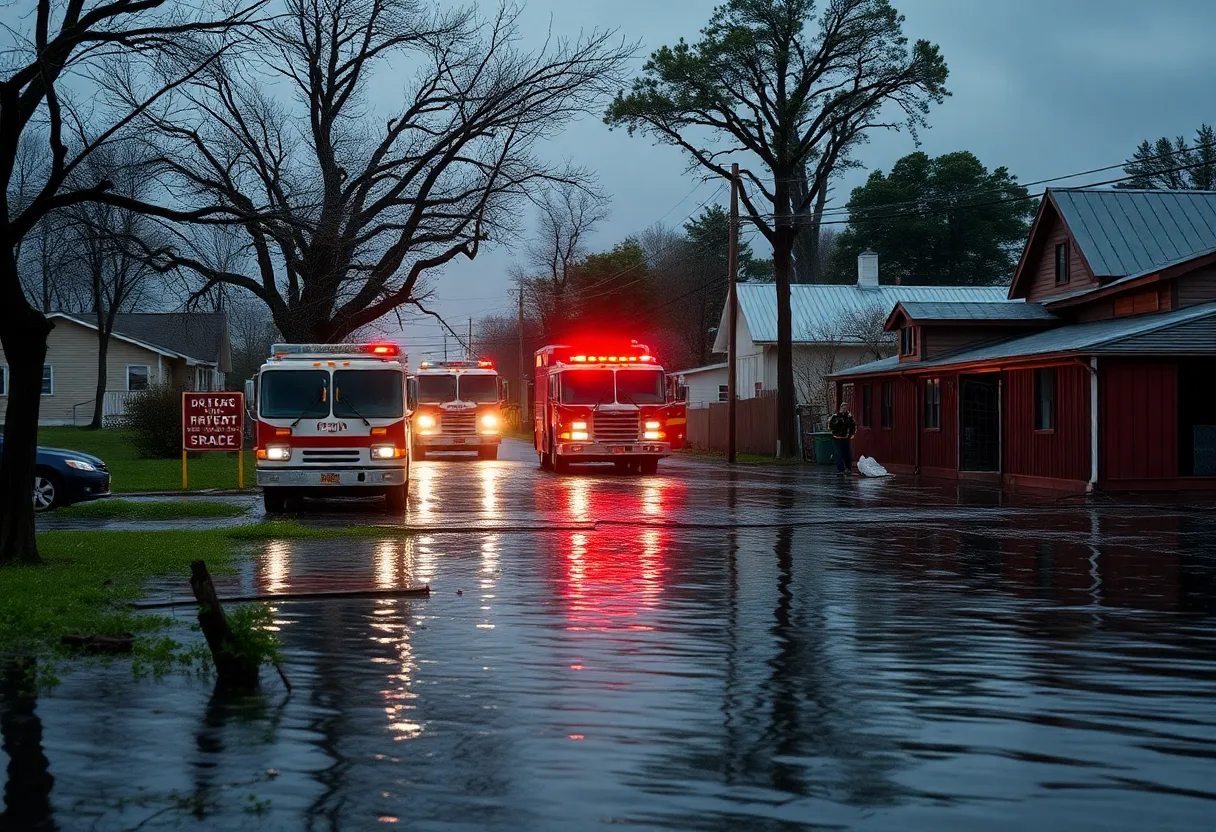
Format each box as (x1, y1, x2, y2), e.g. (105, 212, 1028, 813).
(560, 526, 670, 632)
(568, 734, 586, 741)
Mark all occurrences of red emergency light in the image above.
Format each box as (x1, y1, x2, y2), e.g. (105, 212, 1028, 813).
(272, 342, 401, 358)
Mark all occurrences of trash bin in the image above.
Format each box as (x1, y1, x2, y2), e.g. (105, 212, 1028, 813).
(811, 431, 835, 465)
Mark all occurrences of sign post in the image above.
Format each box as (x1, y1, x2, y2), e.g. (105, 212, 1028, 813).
(182, 392, 246, 490)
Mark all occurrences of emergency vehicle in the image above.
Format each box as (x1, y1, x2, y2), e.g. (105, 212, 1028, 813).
(533, 341, 686, 474)
(411, 359, 504, 461)
(249, 343, 413, 513)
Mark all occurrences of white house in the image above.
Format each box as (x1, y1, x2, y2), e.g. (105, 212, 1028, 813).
(706, 252, 1014, 422)
(673, 362, 729, 409)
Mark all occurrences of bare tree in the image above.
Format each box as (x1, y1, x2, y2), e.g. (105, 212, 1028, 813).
(136, 0, 633, 344)
(794, 302, 893, 425)
(0, 0, 264, 565)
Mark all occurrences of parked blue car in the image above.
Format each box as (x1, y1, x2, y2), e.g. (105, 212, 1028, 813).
(0, 437, 111, 511)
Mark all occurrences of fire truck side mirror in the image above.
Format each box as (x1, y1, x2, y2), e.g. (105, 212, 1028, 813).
(500, 379, 509, 402)
(406, 377, 419, 411)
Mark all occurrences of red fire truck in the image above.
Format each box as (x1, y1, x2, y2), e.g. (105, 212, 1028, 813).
(533, 341, 686, 474)
(250, 343, 413, 513)
(410, 359, 504, 461)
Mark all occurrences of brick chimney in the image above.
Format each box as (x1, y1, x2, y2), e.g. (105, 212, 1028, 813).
(856, 250, 879, 288)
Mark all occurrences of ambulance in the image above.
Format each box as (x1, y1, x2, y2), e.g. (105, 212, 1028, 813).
(411, 359, 504, 460)
(250, 343, 413, 513)
(533, 341, 686, 474)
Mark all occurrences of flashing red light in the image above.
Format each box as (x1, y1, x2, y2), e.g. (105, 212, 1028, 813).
(572, 355, 587, 363)
(478, 359, 494, 369)
(370, 344, 398, 356)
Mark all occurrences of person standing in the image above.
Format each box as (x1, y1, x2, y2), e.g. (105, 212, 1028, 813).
(828, 403, 856, 474)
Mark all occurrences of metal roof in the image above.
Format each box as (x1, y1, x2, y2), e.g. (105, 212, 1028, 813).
(1050, 188, 1216, 278)
(675, 362, 728, 375)
(713, 283, 1011, 351)
(834, 301, 1216, 377)
(895, 301, 1057, 322)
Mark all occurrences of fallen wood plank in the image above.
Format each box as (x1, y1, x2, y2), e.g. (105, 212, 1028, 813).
(60, 633, 134, 653)
(131, 584, 432, 610)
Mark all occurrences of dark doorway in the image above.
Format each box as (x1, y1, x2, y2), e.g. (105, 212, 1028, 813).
(960, 375, 1000, 472)
(1179, 359, 1216, 476)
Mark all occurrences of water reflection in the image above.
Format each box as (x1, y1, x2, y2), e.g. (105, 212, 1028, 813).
(0, 659, 54, 831)
(560, 527, 668, 631)
(261, 540, 292, 594)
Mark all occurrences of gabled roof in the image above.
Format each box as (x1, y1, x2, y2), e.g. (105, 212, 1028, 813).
(712, 283, 1011, 351)
(834, 301, 1216, 377)
(1052, 188, 1216, 279)
(887, 300, 1057, 330)
(51, 312, 227, 366)
(675, 362, 728, 375)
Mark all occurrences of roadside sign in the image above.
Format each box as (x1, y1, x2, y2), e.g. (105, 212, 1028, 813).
(182, 392, 245, 451)
(181, 392, 246, 491)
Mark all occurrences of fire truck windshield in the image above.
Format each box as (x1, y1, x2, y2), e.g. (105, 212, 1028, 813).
(417, 374, 457, 403)
(260, 370, 330, 419)
(616, 369, 666, 404)
(459, 375, 498, 403)
(333, 370, 403, 418)
(560, 370, 615, 404)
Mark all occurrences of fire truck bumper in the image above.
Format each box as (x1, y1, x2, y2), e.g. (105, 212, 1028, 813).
(557, 442, 670, 460)
(256, 467, 407, 488)
(416, 434, 501, 450)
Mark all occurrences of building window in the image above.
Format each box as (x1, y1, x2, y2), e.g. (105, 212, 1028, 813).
(754, 381, 763, 397)
(1055, 242, 1070, 285)
(924, 378, 941, 429)
(718, 384, 728, 402)
(900, 326, 917, 356)
(41, 365, 53, 396)
(127, 365, 152, 392)
(881, 381, 893, 429)
(1034, 368, 1056, 431)
(861, 384, 873, 428)
(0, 365, 6, 397)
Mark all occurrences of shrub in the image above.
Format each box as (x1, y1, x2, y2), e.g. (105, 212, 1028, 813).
(124, 385, 184, 458)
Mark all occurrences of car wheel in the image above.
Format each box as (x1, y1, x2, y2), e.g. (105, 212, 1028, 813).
(263, 487, 286, 514)
(33, 469, 62, 512)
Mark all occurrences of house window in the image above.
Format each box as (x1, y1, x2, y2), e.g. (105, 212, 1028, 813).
(900, 326, 917, 356)
(754, 381, 763, 397)
(127, 365, 152, 392)
(1055, 242, 1070, 285)
(881, 381, 893, 429)
(861, 384, 873, 428)
(1034, 368, 1056, 431)
(717, 384, 728, 402)
(0, 365, 6, 397)
(924, 378, 942, 429)
(41, 365, 53, 396)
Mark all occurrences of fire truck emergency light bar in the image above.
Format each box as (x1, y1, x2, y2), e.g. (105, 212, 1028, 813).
(418, 360, 494, 369)
(272, 343, 401, 357)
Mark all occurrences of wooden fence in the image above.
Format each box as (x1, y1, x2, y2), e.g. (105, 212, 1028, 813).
(687, 393, 778, 456)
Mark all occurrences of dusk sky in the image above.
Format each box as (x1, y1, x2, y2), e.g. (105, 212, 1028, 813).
(397, 0, 1215, 360)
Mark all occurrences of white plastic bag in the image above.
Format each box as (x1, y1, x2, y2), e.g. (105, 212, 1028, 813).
(856, 455, 891, 478)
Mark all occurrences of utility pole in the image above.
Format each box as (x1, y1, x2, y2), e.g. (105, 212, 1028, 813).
(443, 332, 448, 361)
(518, 286, 528, 424)
(467, 317, 473, 360)
(727, 162, 739, 464)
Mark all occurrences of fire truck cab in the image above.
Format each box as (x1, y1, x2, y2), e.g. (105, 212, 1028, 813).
(410, 359, 504, 461)
(251, 343, 412, 514)
(533, 342, 687, 474)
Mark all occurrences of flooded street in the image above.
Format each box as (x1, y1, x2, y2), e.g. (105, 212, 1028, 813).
(17, 440, 1216, 830)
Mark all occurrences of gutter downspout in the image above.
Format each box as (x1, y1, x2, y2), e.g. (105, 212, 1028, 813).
(1088, 357, 1098, 493)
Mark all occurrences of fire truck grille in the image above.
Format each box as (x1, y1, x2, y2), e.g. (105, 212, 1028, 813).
(593, 412, 640, 444)
(442, 412, 477, 436)
(301, 449, 360, 464)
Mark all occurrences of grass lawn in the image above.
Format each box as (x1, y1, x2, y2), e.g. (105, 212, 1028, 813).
(39, 426, 253, 493)
(56, 499, 250, 521)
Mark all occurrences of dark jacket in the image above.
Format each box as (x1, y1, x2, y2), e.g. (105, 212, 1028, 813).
(828, 412, 856, 440)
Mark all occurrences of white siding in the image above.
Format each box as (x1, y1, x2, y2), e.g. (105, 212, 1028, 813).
(679, 366, 728, 409)
(0, 318, 183, 426)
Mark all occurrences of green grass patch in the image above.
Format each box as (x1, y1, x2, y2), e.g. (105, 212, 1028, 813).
(38, 426, 252, 493)
(56, 499, 249, 521)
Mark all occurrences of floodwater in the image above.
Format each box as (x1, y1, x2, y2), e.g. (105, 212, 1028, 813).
(11, 441, 1216, 830)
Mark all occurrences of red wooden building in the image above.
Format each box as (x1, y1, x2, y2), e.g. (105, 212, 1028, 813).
(832, 188, 1216, 492)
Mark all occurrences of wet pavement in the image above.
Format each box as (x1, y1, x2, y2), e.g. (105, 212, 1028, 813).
(11, 439, 1216, 830)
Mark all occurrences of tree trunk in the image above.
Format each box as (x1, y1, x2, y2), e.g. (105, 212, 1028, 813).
(0, 253, 50, 565)
(90, 326, 110, 430)
(190, 560, 261, 692)
(772, 227, 798, 459)
(0, 658, 55, 831)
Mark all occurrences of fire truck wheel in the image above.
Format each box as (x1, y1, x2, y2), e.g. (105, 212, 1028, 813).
(384, 484, 407, 514)
(478, 447, 498, 462)
(262, 488, 286, 514)
(548, 441, 568, 474)
(638, 458, 659, 476)
(412, 445, 427, 462)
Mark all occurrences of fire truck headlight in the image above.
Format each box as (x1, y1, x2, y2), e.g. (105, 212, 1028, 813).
(643, 430, 665, 441)
(645, 420, 662, 430)
(480, 413, 498, 429)
(371, 444, 400, 460)
(571, 430, 589, 441)
(417, 414, 436, 429)
(264, 444, 291, 461)
(571, 421, 587, 430)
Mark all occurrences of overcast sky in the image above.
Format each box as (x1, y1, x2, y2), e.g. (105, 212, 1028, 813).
(391, 0, 1216, 357)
